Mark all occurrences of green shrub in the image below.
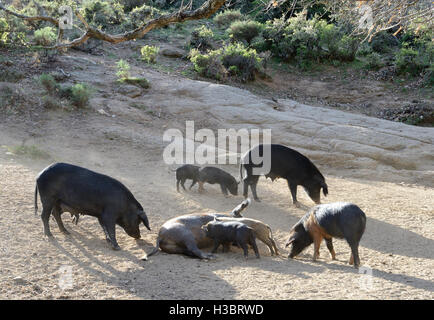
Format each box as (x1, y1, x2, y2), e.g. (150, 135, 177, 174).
(116, 59, 131, 79)
(190, 25, 214, 51)
(39, 74, 59, 93)
(190, 43, 263, 82)
(127, 4, 161, 28)
(213, 10, 244, 28)
(119, 0, 144, 12)
(0, 18, 9, 45)
(370, 31, 399, 54)
(395, 46, 431, 76)
(69, 83, 92, 108)
(82, 0, 125, 29)
(221, 43, 263, 81)
(141, 45, 159, 63)
(34, 27, 56, 46)
(262, 14, 358, 65)
(365, 52, 384, 70)
(190, 48, 227, 81)
(42, 95, 62, 109)
(227, 20, 264, 46)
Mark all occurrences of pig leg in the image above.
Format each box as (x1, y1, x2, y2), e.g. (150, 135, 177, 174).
(220, 184, 229, 197)
(100, 213, 120, 250)
(250, 236, 260, 259)
(271, 238, 279, 255)
(287, 181, 300, 207)
(176, 179, 180, 193)
(198, 181, 205, 193)
(348, 243, 360, 268)
(211, 240, 221, 253)
(249, 178, 260, 202)
(325, 238, 336, 260)
(41, 201, 54, 237)
(239, 242, 249, 259)
(189, 179, 197, 190)
(180, 179, 187, 191)
(52, 203, 70, 235)
(184, 239, 215, 259)
(312, 233, 323, 261)
(222, 243, 230, 253)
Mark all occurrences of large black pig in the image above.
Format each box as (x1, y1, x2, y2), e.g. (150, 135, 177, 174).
(285, 202, 366, 267)
(34, 163, 150, 250)
(240, 144, 328, 207)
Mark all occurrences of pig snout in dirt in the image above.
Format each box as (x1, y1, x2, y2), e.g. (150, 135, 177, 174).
(240, 144, 328, 207)
(202, 220, 260, 259)
(286, 202, 366, 268)
(198, 166, 239, 197)
(35, 162, 151, 250)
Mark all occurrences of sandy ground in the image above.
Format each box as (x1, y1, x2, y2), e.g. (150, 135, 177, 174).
(0, 129, 433, 299)
(0, 48, 433, 300)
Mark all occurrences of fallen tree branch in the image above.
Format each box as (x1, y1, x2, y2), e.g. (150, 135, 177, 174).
(0, 0, 227, 49)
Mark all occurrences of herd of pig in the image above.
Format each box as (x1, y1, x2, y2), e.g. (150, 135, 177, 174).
(34, 144, 366, 268)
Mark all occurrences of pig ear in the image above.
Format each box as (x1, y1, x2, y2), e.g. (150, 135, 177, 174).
(285, 238, 295, 247)
(138, 211, 151, 231)
(319, 181, 328, 196)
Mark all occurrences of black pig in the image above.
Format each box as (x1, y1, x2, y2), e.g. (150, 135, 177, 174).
(285, 202, 366, 267)
(240, 144, 328, 207)
(35, 163, 150, 250)
(175, 164, 200, 192)
(198, 166, 239, 197)
(202, 219, 260, 259)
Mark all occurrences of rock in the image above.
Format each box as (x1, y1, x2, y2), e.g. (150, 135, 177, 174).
(160, 47, 185, 59)
(116, 84, 142, 98)
(13, 276, 28, 285)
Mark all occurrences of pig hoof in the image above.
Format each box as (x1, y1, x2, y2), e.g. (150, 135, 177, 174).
(293, 202, 301, 208)
(254, 198, 261, 202)
(111, 245, 121, 250)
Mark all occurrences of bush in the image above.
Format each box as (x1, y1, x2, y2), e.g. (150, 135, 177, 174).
(119, 0, 145, 12)
(34, 27, 56, 46)
(370, 31, 399, 54)
(82, 0, 125, 29)
(42, 95, 62, 109)
(365, 52, 384, 70)
(69, 83, 92, 108)
(213, 10, 244, 28)
(395, 46, 431, 76)
(190, 48, 227, 81)
(262, 14, 358, 65)
(190, 43, 263, 82)
(127, 4, 161, 28)
(116, 59, 131, 79)
(221, 43, 263, 81)
(39, 74, 59, 93)
(190, 25, 214, 51)
(141, 45, 159, 63)
(227, 20, 264, 45)
(0, 18, 9, 45)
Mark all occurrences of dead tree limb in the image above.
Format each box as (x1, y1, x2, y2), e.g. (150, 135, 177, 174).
(0, 0, 227, 49)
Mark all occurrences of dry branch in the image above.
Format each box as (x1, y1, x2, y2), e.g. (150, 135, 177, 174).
(0, 0, 227, 49)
